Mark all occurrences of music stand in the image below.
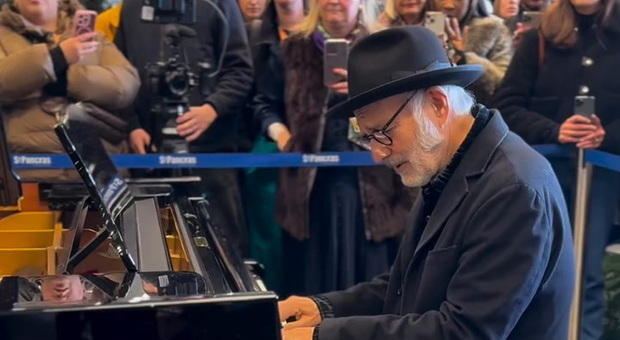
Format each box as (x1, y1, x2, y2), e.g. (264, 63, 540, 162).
(54, 108, 137, 272)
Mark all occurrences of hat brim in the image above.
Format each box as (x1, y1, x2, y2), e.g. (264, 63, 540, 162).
(327, 65, 484, 119)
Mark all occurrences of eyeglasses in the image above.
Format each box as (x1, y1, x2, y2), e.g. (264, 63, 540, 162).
(359, 92, 416, 150)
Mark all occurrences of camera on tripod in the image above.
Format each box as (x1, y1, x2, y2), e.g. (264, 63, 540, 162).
(141, 0, 201, 154)
(145, 24, 203, 154)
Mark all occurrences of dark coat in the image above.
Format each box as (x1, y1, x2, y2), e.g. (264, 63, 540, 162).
(114, 0, 253, 152)
(251, 2, 287, 134)
(317, 110, 575, 340)
(274, 35, 414, 242)
(491, 15, 620, 153)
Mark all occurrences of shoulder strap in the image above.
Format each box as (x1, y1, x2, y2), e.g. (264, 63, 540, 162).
(538, 30, 545, 66)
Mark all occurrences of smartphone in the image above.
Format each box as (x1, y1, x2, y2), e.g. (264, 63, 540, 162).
(424, 11, 446, 36)
(522, 11, 542, 29)
(574, 96, 596, 117)
(73, 9, 97, 37)
(323, 39, 349, 87)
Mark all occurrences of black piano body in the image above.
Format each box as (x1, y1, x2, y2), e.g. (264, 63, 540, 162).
(0, 272, 281, 340)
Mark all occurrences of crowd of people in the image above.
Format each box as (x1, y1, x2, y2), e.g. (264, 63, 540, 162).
(1, 0, 619, 338)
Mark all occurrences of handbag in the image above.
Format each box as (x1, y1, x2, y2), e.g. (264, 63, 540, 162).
(64, 102, 129, 145)
(40, 96, 129, 145)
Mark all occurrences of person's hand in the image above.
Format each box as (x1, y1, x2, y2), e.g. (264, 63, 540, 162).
(129, 128, 152, 154)
(267, 122, 292, 151)
(282, 327, 315, 340)
(59, 32, 99, 64)
(438, 33, 450, 53)
(278, 296, 321, 329)
(445, 17, 468, 54)
(558, 115, 596, 144)
(576, 114, 605, 149)
(331, 68, 348, 95)
(512, 23, 533, 49)
(176, 104, 218, 142)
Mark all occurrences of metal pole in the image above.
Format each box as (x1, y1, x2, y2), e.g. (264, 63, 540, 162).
(568, 149, 593, 340)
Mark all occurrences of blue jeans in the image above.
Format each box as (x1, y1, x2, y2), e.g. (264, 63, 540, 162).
(549, 157, 620, 340)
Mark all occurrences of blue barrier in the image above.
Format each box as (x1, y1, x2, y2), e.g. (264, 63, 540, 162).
(9, 152, 379, 169)
(585, 150, 620, 173)
(8, 145, 616, 170)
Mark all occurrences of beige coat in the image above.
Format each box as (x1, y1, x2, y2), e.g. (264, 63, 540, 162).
(0, 6, 139, 181)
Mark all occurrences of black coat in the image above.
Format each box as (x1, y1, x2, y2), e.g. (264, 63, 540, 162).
(316, 110, 575, 340)
(251, 3, 287, 133)
(114, 0, 253, 152)
(491, 14, 620, 153)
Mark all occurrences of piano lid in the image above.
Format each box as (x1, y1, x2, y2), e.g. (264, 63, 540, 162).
(54, 105, 137, 272)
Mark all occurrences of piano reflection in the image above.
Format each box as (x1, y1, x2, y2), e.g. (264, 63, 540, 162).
(0, 272, 281, 339)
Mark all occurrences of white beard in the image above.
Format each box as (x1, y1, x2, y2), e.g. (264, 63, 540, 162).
(391, 116, 445, 188)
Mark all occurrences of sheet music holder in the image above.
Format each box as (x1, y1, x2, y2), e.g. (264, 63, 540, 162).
(54, 107, 137, 272)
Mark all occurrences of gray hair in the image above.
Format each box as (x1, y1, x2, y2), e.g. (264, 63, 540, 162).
(408, 85, 475, 151)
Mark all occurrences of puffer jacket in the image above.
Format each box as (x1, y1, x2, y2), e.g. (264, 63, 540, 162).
(0, 4, 139, 181)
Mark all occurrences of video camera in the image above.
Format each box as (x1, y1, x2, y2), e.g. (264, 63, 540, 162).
(141, 0, 200, 154)
(145, 25, 209, 154)
(141, 0, 196, 25)
(140, 0, 227, 154)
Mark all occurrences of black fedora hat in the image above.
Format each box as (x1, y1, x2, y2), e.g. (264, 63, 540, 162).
(327, 26, 483, 118)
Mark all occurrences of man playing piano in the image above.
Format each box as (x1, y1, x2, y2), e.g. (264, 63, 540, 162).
(278, 26, 575, 340)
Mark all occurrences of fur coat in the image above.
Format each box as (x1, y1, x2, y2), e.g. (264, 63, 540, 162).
(275, 33, 415, 242)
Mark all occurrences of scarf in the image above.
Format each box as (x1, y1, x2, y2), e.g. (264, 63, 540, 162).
(311, 21, 366, 52)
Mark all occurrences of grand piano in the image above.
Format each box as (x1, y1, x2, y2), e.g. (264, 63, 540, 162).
(0, 107, 281, 339)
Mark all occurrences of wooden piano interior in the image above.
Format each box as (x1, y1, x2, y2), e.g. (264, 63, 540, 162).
(0, 184, 192, 277)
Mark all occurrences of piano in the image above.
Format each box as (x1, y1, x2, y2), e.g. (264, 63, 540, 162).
(0, 272, 281, 339)
(0, 107, 281, 339)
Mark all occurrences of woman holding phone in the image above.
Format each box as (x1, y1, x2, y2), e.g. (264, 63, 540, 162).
(431, 0, 513, 104)
(0, 0, 139, 181)
(492, 0, 620, 338)
(267, 0, 414, 296)
(376, 0, 430, 28)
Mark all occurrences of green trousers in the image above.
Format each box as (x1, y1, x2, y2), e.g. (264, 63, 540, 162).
(243, 136, 283, 292)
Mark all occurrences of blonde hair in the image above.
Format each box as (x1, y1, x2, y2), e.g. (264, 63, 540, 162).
(541, 0, 617, 48)
(57, 0, 84, 34)
(375, 0, 428, 30)
(382, 0, 400, 21)
(374, 0, 401, 30)
(294, 0, 378, 37)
